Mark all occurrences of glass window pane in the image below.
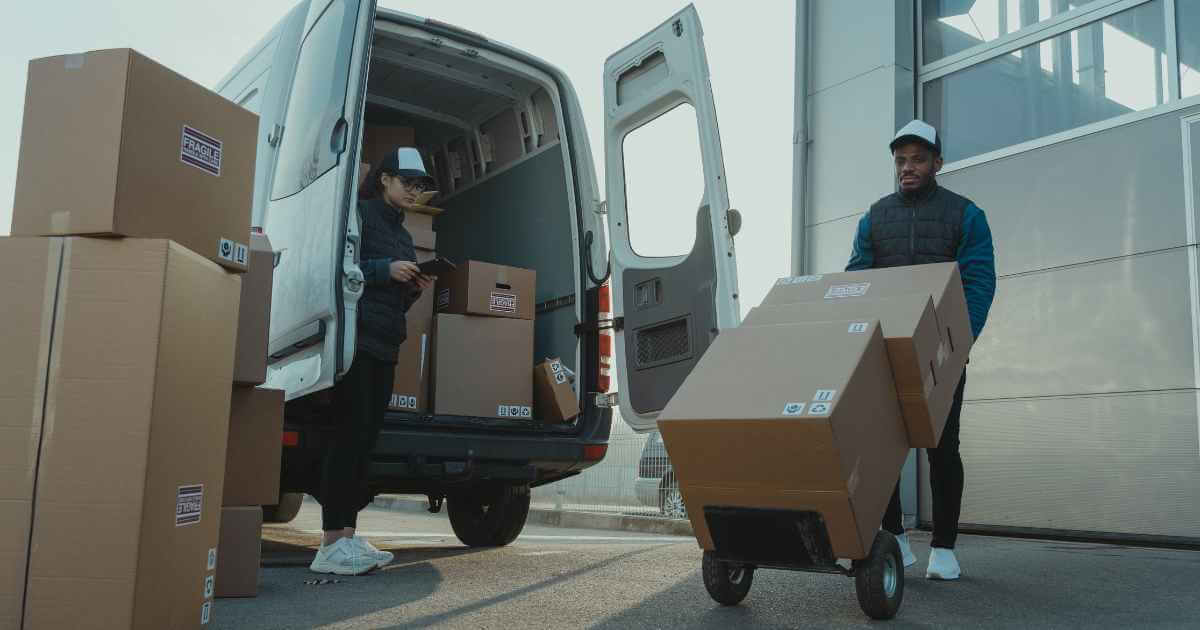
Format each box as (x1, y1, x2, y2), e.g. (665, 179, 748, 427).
(1180, 0, 1200, 99)
(924, 1, 1166, 163)
(271, 0, 358, 200)
(622, 104, 703, 258)
(923, 0, 1100, 64)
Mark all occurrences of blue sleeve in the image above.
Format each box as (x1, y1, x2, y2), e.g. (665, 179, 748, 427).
(361, 258, 395, 287)
(957, 203, 997, 340)
(845, 213, 874, 271)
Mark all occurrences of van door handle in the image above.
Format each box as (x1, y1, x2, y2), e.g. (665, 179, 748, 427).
(268, 123, 284, 148)
(331, 118, 348, 154)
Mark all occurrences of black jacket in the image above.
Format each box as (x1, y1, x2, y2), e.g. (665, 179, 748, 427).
(356, 198, 419, 363)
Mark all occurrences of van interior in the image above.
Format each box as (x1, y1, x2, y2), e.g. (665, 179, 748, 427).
(362, 21, 583, 426)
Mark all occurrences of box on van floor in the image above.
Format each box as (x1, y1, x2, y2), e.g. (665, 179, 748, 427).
(11, 48, 257, 273)
(390, 282, 435, 413)
(743, 293, 952, 447)
(436, 261, 535, 320)
(233, 233, 274, 386)
(657, 320, 909, 560)
(215, 507, 262, 598)
(432, 314, 534, 419)
(223, 387, 283, 507)
(533, 358, 580, 423)
(0, 236, 239, 629)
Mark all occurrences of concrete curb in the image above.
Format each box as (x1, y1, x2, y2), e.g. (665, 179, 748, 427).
(372, 495, 694, 537)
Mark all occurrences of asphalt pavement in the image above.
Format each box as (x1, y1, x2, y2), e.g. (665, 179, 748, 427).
(209, 502, 1200, 629)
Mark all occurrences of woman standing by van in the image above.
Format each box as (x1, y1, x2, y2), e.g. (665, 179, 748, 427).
(309, 147, 437, 575)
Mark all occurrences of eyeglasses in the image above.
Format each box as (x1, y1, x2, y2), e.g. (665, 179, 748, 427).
(401, 178, 433, 193)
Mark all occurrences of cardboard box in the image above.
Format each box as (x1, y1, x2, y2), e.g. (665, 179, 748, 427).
(215, 507, 262, 598)
(362, 124, 415, 169)
(389, 288, 435, 413)
(436, 260, 536, 320)
(12, 49, 257, 273)
(233, 233, 274, 386)
(657, 320, 909, 560)
(223, 388, 283, 507)
(406, 211, 436, 252)
(0, 238, 63, 629)
(534, 358, 581, 423)
(432, 314, 534, 418)
(762, 263, 972, 383)
(7, 237, 239, 629)
(743, 294, 953, 447)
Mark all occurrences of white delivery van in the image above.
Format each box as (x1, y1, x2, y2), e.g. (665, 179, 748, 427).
(217, 1, 740, 545)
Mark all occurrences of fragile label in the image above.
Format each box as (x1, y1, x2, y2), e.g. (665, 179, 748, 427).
(176, 484, 203, 527)
(207, 547, 218, 571)
(550, 361, 563, 373)
(554, 372, 568, 385)
(217, 239, 248, 265)
(181, 125, 223, 176)
(807, 401, 833, 416)
(497, 405, 532, 418)
(390, 394, 418, 410)
(437, 289, 451, 310)
(825, 282, 870, 299)
(847, 322, 869, 334)
(776, 274, 823, 286)
(781, 402, 806, 416)
(813, 389, 837, 403)
(201, 601, 211, 625)
(489, 292, 518, 314)
(204, 575, 214, 599)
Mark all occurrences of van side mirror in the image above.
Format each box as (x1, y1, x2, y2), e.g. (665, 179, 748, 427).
(726, 208, 743, 237)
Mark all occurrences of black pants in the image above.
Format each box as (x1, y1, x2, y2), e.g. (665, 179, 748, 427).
(319, 354, 395, 531)
(883, 371, 966, 549)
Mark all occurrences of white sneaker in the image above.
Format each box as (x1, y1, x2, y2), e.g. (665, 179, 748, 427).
(896, 533, 917, 567)
(353, 536, 394, 568)
(926, 547, 961, 580)
(309, 538, 376, 576)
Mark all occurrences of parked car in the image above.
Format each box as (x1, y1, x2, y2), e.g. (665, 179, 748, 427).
(634, 431, 686, 519)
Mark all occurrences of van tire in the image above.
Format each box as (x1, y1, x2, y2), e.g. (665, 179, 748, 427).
(447, 484, 531, 547)
(263, 492, 304, 524)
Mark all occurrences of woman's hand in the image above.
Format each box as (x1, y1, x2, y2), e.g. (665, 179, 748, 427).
(413, 274, 436, 291)
(389, 260, 420, 283)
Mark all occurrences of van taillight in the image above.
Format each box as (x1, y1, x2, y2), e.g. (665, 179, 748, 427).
(598, 282, 613, 393)
(282, 431, 299, 447)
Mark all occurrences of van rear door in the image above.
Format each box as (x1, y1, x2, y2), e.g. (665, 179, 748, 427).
(263, 0, 378, 400)
(603, 4, 740, 432)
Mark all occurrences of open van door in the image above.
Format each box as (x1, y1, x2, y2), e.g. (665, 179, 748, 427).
(263, 0, 378, 400)
(604, 4, 740, 432)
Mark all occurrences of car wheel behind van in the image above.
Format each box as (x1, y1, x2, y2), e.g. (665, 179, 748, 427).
(447, 483, 531, 547)
(263, 492, 305, 524)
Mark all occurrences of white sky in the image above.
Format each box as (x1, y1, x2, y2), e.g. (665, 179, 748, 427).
(0, 0, 796, 312)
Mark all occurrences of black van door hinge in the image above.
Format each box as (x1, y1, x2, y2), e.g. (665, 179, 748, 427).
(574, 317, 624, 336)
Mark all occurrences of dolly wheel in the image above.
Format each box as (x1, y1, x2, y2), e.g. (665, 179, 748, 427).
(853, 531, 905, 620)
(702, 551, 754, 606)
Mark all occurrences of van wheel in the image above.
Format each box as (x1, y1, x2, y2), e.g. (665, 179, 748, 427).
(447, 484, 531, 547)
(263, 493, 304, 524)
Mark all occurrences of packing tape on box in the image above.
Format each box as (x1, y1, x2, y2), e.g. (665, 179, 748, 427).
(50, 210, 72, 232)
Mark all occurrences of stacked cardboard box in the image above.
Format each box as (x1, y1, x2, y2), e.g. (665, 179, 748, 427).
(433, 261, 537, 418)
(533, 358, 581, 423)
(388, 208, 439, 414)
(657, 263, 971, 560)
(3, 48, 258, 628)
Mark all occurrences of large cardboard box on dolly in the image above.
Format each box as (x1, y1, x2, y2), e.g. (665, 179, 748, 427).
(214, 507, 263, 599)
(233, 233, 275, 385)
(432, 314, 534, 419)
(0, 237, 239, 629)
(744, 294, 951, 448)
(436, 260, 536, 320)
(760, 263, 972, 446)
(11, 48, 257, 273)
(223, 387, 283, 507)
(656, 320, 910, 560)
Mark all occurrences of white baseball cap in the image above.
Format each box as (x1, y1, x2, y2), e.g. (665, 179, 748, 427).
(890, 119, 941, 155)
(378, 146, 437, 188)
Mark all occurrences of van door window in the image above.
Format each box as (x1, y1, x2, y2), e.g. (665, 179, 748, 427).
(271, 0, 361, 200)
(622, 103, 703, 258)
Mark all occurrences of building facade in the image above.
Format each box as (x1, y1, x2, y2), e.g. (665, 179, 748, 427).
(799, 0, 1200, 542)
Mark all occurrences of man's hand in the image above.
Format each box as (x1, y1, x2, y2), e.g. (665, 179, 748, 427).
(389, 260, 421, 283)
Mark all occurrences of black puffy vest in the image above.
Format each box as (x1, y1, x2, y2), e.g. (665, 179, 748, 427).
(868, 185, 970, 268)
(357, 198, 417, 363)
